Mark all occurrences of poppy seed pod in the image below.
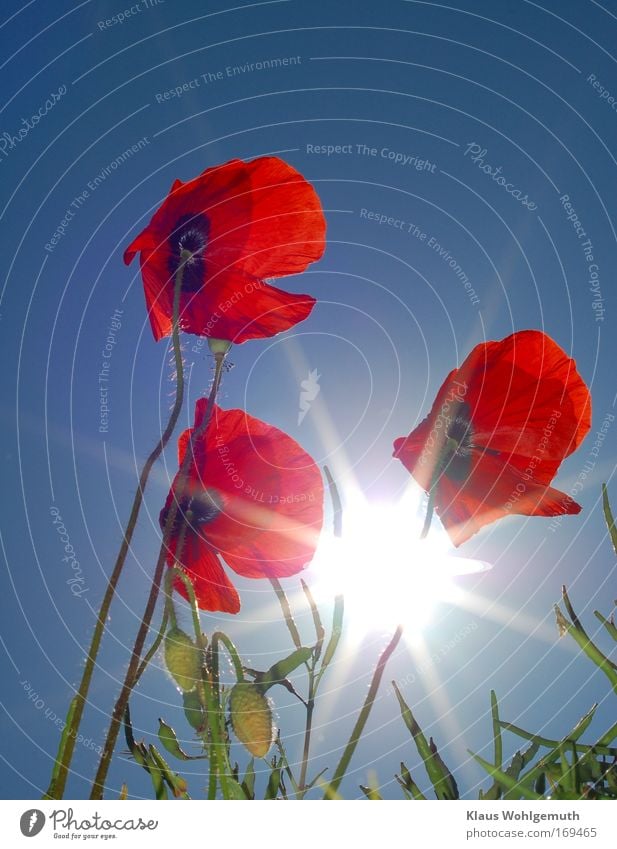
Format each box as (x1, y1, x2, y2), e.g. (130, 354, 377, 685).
(229, 682, 274, 758)
(164, 628, 202, 692)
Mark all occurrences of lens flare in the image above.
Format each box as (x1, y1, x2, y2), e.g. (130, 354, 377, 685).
(311, 486, 491, 641)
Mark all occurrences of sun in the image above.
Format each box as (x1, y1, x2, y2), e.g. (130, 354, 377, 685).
(310, 486, 490, 642)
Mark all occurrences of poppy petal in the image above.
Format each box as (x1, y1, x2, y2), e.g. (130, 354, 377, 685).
(393, 368, 464, 491)
(458, 331, 591, 474)
(124, 157, 325, 342)
(172, 534, 240, 614)
(187, 274, 316, 345)
(180, 403, 323, 578)
(433, 451, 580, 546)
(237, 156, 326, 277)
(394, 331, 590, 546)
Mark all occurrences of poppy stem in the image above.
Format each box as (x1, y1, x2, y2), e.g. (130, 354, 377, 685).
(211, 631, 245, 683)
(420, 489, 435, 539)
(132, 604, 170, 688)
(89, 350, 226, 800)
(324, 624, 403, 798)
(297, 466, 344, 796)
(167, 566, 233, 798)
(298, 672, 317, 796)
(44, 251, 190, 801)
(270, 577, 303, 649)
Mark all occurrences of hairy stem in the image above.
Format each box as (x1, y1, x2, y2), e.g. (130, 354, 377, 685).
(44, 252, 189, 800)
(298, 673, 316, 796)
(89, 349, 225, 799)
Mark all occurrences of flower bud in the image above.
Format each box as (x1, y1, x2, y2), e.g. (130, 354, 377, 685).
(164, 627, 202, 692)
(229, 682, 274, 758)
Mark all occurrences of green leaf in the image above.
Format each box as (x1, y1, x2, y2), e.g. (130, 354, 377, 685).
(241, 759, 256, 799)
(558, 742, 578, 796)
(225, 777, 249, 800)
(490, 690, 502, 771)
(594, 610, 617, 643)
(318, 778, 344, 800)
(305, 767, 329, 792)
(606, 760, 617, 794)
(602, 483, 617, 556)
(148, 744, 190, 799)
(324, 465, 342, 537)
(43, 696, 78, 800)
(158, 718, 207, 761)
(597, 718, 617, 747)
(534, 772, 546, 796)
(429, 737, 459, 799)
(142, 747, 168, 800)
(301, 578, 325, 659)
(260, 647, 313, 690)
(502, 744, 541, 800)
(393, 682, 458, 799)
(360, 784, 382, 800)
(396, 762, 426, 800)
(123, 704, 154, 779)
(480, 743, 540, 800)
(319, 594, 344, 677)
(555, 597, 617, 695)
(499, 705, 601, 752)
(265, 764, 282, 799)
(470, 751, 542, 800)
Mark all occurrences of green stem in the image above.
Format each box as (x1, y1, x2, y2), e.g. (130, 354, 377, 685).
(207, 753, 217, 800)
(325, 625, 403, 798)
(44, 250, 189, 800)
(275, 734, 301, 796)
(165, 565, 228, 798)
(133, 606, 169, 687)
(420, 489, 435, 539)
(89, 348, 226, 799)
(297, 580, 325, 797)
(298, 672, 316, 796)
(202, 626, 232, 798)
(167, 566, 200, 639)
(490, 690, 503, 772)
(270, 577, 303, 649)
(211, 632, 245, 683)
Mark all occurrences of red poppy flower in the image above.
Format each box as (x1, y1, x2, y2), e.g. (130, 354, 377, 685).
(393, 331, 591, 546)
(160, 401, 324, 613)
(124, 156, 326, 343)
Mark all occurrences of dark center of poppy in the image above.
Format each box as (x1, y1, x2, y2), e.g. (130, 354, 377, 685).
(160, 489, 221, 537)
(442, 403, 474, 480)
(167, 213, 210, 293)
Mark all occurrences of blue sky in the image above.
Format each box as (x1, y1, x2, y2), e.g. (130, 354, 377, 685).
(1, 0, 617, 800)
